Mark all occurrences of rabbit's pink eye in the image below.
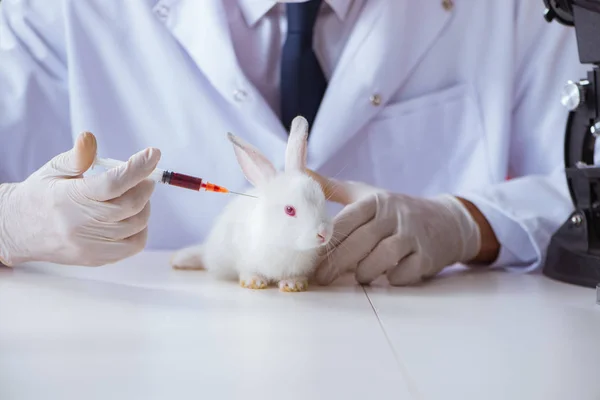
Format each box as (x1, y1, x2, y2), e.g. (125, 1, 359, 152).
(285, 205, 296, 217)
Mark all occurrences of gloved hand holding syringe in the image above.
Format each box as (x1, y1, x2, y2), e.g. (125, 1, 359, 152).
(93, 157, 257, 198)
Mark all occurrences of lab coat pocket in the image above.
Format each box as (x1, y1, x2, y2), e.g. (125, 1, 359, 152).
(367, 83, 492, 195)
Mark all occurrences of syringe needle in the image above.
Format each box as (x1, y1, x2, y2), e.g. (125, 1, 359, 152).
(228, 191, 258, 198)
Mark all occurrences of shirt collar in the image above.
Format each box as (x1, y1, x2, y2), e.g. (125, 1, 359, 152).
(237, 0, 353, 27)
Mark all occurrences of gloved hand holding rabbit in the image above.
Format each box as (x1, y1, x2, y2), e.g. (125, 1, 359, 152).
(171, 116, 496, 290)
(306, 173, 493, 286)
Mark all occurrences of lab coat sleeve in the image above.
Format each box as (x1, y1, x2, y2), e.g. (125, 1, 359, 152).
(0, 0, 72, 184)
(459, 3, 589, 271)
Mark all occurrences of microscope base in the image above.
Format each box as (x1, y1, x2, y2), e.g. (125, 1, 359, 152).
(543, 216, 600, 288)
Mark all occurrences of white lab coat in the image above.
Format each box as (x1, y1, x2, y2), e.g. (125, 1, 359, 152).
(0, 0, 588, 270)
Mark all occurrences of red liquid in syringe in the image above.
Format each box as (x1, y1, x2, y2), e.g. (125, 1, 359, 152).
(161, 171, 234, 194)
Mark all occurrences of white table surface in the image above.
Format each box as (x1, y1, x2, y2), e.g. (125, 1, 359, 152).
(365, 269, 600, 400)
(0, 251, 598, 400)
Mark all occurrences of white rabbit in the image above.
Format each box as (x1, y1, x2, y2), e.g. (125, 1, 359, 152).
(170, 116, 333, 292)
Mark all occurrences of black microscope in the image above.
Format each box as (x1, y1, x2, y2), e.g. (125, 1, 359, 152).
(541, 0, 600, 300)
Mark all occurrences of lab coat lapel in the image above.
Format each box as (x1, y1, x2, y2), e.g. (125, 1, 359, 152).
(154, 0, 288, 145)
(308, 1, 453, 170)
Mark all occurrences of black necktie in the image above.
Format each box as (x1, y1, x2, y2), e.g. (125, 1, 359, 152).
(280, 0, 327, 132)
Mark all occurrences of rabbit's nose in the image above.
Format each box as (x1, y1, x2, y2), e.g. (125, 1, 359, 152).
(317, 224, 332, 243)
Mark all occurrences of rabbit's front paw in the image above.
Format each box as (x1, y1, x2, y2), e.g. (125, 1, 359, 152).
(278, 278, 308, 292)
(239, 275, 268, 289)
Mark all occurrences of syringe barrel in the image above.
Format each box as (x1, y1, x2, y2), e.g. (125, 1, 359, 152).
(161, 171, 203, 191)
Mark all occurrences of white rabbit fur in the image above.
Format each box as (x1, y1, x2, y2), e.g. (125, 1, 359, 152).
(170, 116, 333, 291)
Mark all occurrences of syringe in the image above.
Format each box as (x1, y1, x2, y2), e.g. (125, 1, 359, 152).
(93, 157, 257, 198)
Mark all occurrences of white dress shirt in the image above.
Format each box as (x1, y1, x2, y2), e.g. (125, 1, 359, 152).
(226, 0, 366, 119)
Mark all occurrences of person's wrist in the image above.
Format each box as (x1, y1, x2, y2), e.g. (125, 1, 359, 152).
(453, 196, 500, 264)
(432, 194, 482, 263)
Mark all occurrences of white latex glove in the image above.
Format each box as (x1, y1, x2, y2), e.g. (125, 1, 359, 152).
(306, 172, 482, 286)
(0, 132, 160, 267)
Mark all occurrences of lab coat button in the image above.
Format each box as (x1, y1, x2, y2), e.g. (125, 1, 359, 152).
(442, 0, 454, 11)
(155, 5, 170, 19)
(233, 89, 248, 102)
(370, 94, 381, 106)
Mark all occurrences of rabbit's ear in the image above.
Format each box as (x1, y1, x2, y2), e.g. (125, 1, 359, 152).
(227, 133, 276, 187)
(285, 116, 309, 172)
